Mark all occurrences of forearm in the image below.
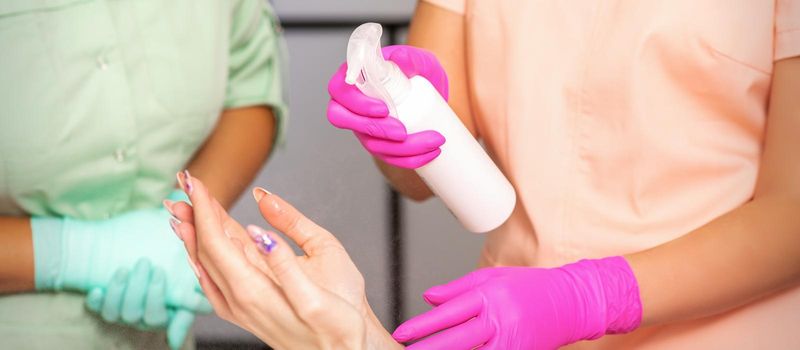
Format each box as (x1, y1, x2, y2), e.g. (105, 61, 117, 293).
(187, 106, 276, 209)
(628, 195, 800, 325)
(629, 57, 800, 326)
(374, 159, 432, 201)
(0, 217, 34, 293)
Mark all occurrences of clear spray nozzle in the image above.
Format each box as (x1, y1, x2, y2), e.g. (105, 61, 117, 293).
(346, 23, 410, 117)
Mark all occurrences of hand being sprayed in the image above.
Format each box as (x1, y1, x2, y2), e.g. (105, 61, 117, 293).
(165, 172, 401, 350)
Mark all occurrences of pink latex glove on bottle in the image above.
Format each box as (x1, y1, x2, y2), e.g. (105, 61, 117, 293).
(393, 256, 643, 349)
(327, 45, 449, 169)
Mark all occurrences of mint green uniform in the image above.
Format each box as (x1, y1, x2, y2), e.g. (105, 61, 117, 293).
(0, 0, 287, 348)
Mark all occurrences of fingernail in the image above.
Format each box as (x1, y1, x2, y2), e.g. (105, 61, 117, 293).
(163, 199, 175, 216)
(177, 169, 193, 195)
(170, 217, 183, 241)
(187, 256, 201, 279)
(246, 225, 277, 254)
(252, 187, 271, 202)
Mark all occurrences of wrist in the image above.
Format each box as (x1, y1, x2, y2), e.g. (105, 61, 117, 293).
(563, 256, 642, 340)
(58, 217, 114, 290)
(599, 256, 643, 334)
(32, 216, 119, 291)
(363, 306, 403, 350)
(30, 216, 65, 290)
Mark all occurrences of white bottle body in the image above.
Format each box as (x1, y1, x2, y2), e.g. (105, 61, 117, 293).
(395, 76, 516, 233)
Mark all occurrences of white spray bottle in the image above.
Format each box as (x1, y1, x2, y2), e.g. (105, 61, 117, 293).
(345, 23, 516, 233)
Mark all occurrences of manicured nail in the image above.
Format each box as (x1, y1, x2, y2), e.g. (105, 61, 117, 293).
(182, 169, 194, 194)
(252, 187, 271, 202)
(170, 217, 183, 241)
(246, 225, 277, 254)
(163, 199, 175, 215)
(177, 169, 193, 195)
(187, 256, 201, 279)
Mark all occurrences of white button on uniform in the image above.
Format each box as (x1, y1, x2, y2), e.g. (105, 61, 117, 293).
(96, 55, 109, 70)
(113, 149, 125, 162)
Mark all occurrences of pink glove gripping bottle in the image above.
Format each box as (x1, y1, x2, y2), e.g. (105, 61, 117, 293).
(346, 23, 516, 233)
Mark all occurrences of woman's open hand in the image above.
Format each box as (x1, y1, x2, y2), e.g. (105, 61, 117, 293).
(165, 172, 400, 350)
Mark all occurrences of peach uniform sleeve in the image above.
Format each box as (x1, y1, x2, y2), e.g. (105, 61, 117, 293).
(776, 0, 800, 60)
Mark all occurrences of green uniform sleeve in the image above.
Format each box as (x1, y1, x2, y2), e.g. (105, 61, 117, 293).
(225, 0, 289, 146)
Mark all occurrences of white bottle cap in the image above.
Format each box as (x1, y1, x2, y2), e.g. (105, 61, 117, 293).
(345, 23, 410, 117)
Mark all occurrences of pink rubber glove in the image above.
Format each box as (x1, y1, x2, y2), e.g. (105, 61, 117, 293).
(327, 45, 449, 169)
(393, 257, 643, 349)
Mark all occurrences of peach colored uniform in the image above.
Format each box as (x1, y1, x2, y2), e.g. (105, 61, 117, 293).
(423, 0, 800, 348)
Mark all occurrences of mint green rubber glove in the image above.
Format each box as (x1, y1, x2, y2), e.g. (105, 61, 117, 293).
(85, 258, 197, 350)
(31, 190, 211, 343)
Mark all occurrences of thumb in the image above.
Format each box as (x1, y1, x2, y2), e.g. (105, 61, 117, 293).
(423, 269, 493, 306)
(252, 187, 342, 257)
(383, 45, 449, 100)
(167, 309, 195, 350)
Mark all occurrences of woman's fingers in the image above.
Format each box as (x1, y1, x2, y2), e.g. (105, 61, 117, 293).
(173, 192, 235, 319)
(173, 212, 225, 313)
(252, 188, 342, 257)
(166, 200, 194, 227)
(177, 171, 277, 321)
(393, 292, 483, 343)
(246, 224, 325, 323)
(195, 263, 234, 321)
(178, 171, 251, 285)
(404, 317, 491, 350)
(243, 242, 278, 282)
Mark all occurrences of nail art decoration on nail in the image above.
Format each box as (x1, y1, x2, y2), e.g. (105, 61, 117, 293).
(170, 217, 183, 241)
(181, 169, 193, 194)
(246, 225, 277, 254)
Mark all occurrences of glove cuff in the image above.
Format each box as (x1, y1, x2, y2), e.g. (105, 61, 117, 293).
(595, 256, 643, 335)
(31, 217, 65, 290)
(59, 217, 116, 291)
(561, 256, 642, 341)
